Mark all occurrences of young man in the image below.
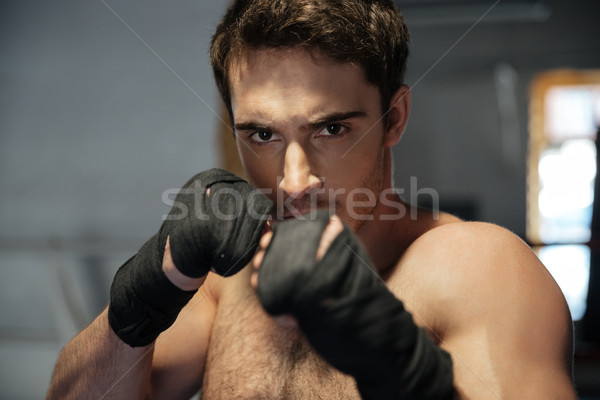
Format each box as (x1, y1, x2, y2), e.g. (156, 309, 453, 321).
(47, 1, 577, 399)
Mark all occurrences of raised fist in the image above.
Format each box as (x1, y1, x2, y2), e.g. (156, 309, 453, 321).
(253, 211, 454, 400)
(109, 169, 273, 347)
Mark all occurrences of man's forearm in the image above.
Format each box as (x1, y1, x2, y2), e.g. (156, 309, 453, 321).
(47, 307, 154, 400)
(47, 169, 272, 398)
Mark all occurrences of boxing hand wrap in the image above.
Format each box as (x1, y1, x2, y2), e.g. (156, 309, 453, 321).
(109, 169, 273, 347)
(166, 169, 273, 277)
(108, 235, 195, 347)
(257, 211, 454, 399)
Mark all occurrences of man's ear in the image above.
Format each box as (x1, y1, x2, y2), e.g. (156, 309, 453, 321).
(384, 84, 410, 147)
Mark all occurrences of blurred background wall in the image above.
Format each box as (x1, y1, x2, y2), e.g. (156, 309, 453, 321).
(1, 1, 230, 398)
(1, 0, 599, 398)
(395, 0, 600, 237)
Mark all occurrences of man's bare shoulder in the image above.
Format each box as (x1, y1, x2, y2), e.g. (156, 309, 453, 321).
(387, 221, 575, 397)
(393, 220, 550, 285)
(390, 220, 570, 321)
(386, 221, 576, 397)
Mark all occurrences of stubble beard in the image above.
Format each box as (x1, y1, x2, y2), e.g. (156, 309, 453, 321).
(348, 149, 385, 233)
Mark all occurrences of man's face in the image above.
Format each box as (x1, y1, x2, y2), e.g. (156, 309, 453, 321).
(229, 47, 389, 231)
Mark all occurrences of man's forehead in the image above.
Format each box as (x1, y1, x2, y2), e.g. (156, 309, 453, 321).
(227, 47, 377, 119)
(230, 51, 359, 94)
(228, 47, 364, 85)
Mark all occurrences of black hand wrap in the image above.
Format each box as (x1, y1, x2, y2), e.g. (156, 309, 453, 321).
(257, 211, 454, 400)
(109, 169, 273, 347)
(167, 169, 273, 277)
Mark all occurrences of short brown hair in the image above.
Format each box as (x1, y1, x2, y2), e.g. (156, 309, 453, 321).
(210, 0, 410, 121)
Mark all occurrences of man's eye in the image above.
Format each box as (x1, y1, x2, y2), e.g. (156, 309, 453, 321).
(324, 124, 344, 135)
(255, 131, 273, 141)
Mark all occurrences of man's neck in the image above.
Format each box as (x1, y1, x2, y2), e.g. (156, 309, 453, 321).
(354, 148, 410, 275)
(357, 192, 411, 276)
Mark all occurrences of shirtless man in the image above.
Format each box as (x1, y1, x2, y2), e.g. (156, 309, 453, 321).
(47, 0, 577, 399)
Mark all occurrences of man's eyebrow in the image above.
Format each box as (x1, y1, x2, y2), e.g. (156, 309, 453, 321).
(304, 111, 366, 130)
(233, 121, 271, 132)
(233, 110, 366, 132)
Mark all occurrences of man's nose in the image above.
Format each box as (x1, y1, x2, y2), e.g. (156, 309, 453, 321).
(279, 142, 323, 199)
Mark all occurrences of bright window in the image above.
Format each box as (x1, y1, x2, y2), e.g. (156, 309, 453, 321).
(528, 70, 600, 320)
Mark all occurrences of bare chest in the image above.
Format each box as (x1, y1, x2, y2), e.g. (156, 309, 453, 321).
(201, 277, 360, 400)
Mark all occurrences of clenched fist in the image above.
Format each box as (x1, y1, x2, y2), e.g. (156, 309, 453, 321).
(109, 169, 273, 347)
(252, 211, 454, 400)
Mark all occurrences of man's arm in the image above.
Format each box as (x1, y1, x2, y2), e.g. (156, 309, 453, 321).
(47, 307, 154, 399)
(47, 169, 272, 399)
(390, 222, 577, 399)
(149, 271, 218, 400)
(47, 247, 216, 400)
(255, 212, 455, 399)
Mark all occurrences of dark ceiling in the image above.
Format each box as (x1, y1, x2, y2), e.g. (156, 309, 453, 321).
(394, 0, 600, 76)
